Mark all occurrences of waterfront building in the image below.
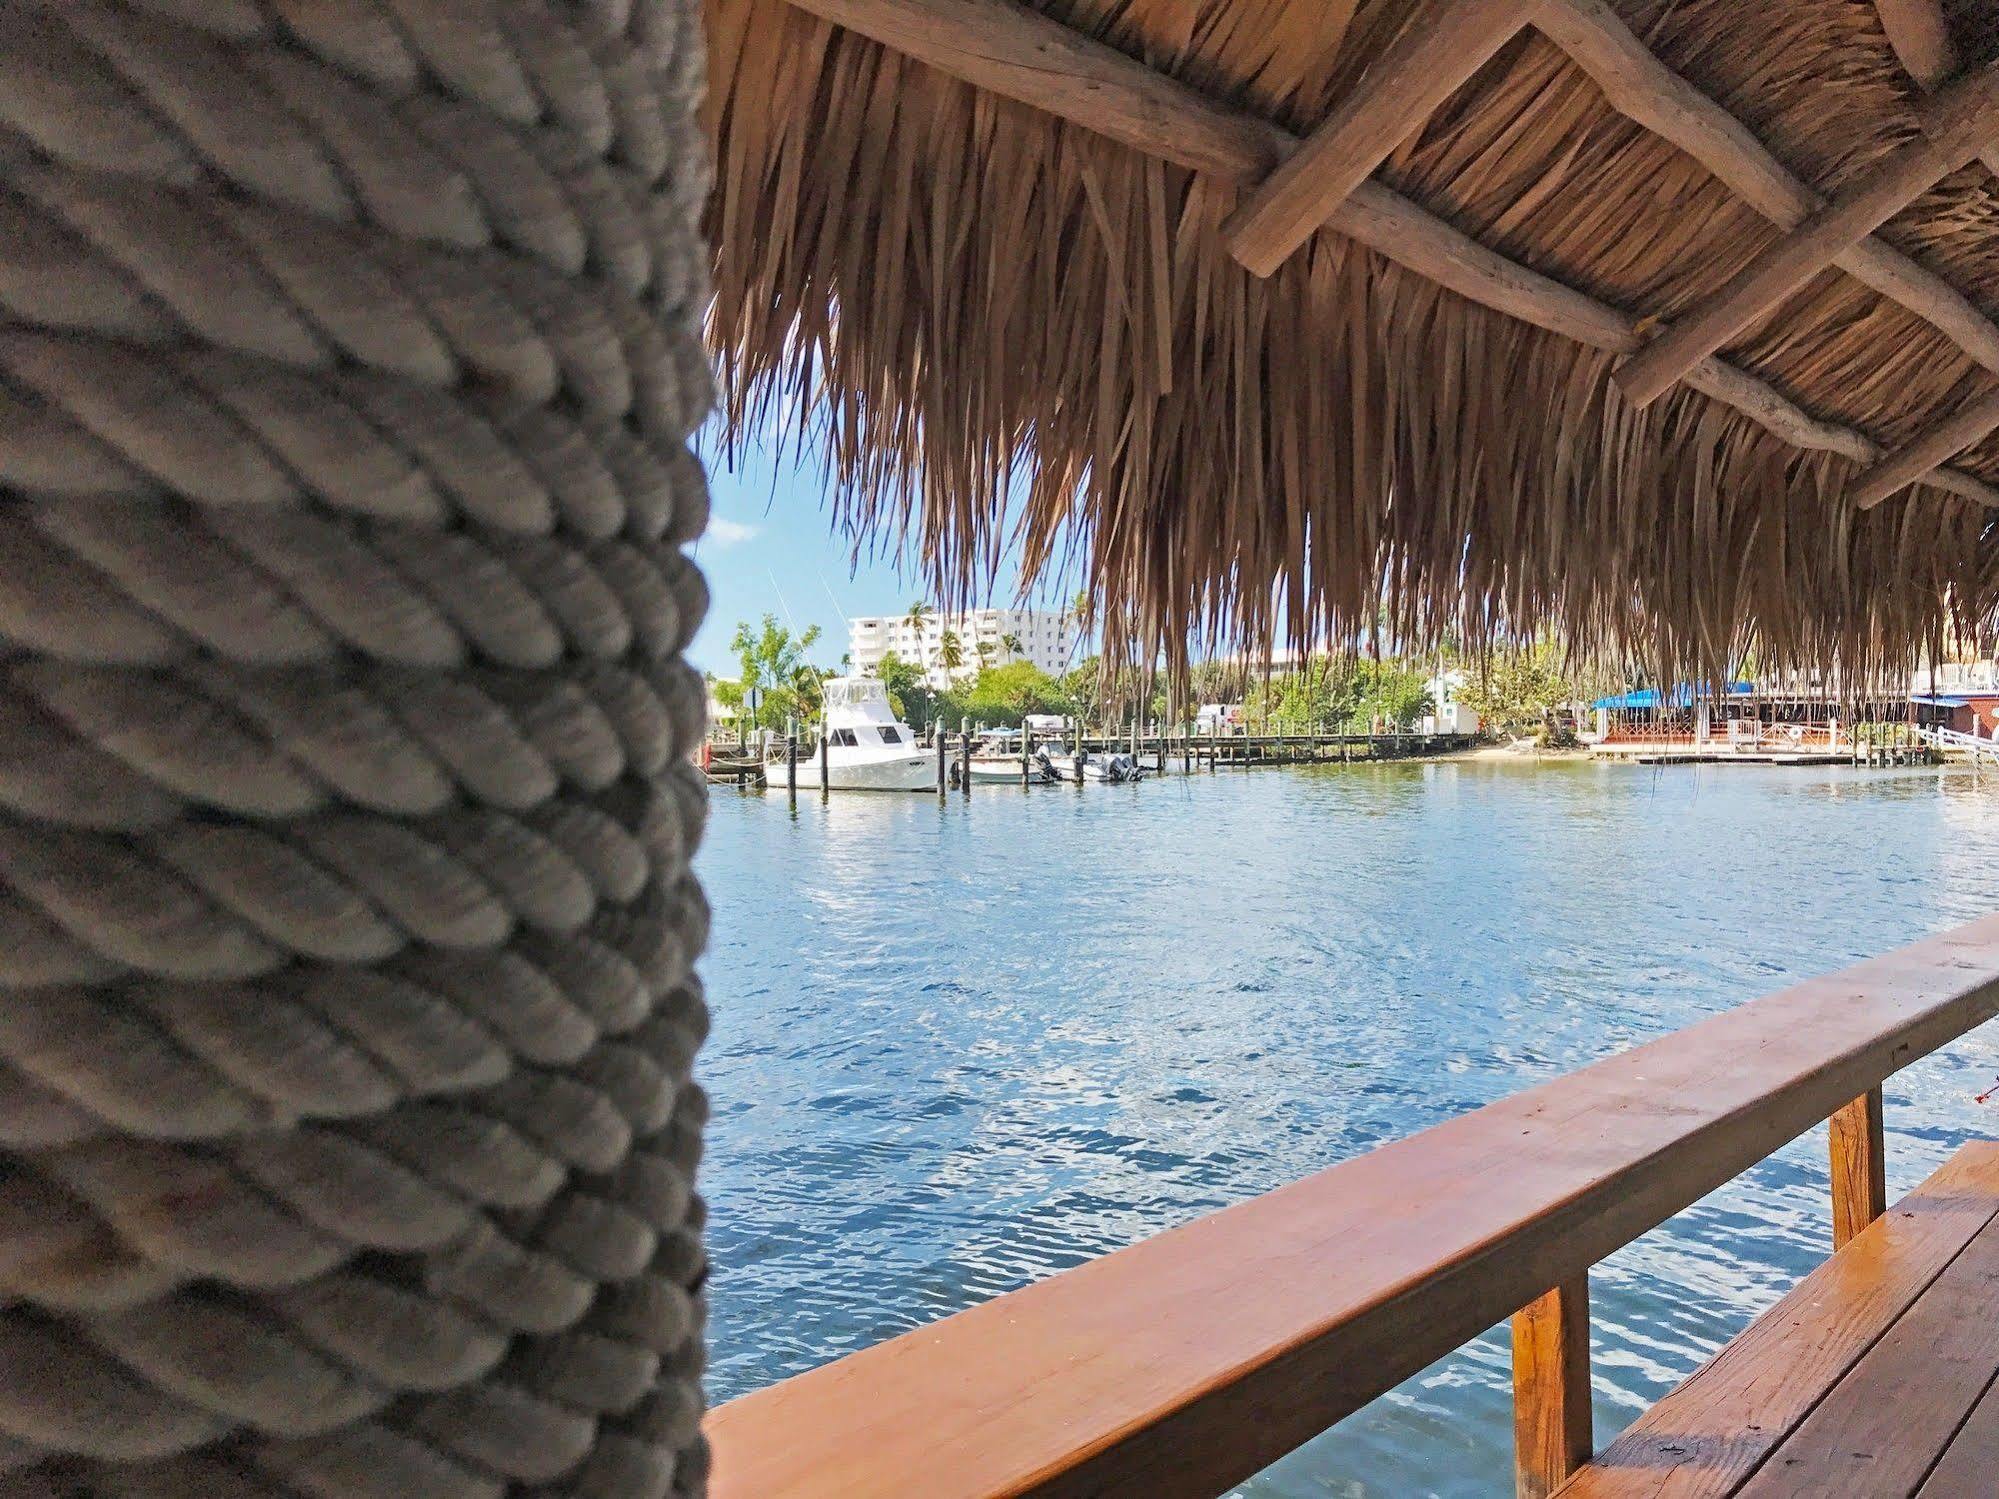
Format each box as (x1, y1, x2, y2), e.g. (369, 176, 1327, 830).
(848, 607, 1077, 687)
(704, 675, 742, 739)
(1910, 659, 1999, 737)
(1422, 668, 1482, 737)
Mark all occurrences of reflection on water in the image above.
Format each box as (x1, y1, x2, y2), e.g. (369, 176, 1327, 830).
(697, 761, 1999, 1497)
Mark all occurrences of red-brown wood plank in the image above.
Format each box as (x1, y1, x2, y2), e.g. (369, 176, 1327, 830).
(1916, 1364, 1999, 1496)
(1735, 1191, 1999, 1496)
(707, 919, 1999, 1499)
(1556, 1142, 1999, 1499)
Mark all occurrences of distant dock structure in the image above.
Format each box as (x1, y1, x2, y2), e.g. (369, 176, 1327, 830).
(1586, 682, 1937, 766)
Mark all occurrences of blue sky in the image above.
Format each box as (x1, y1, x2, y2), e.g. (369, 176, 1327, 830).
(688, 420, 1075, 678)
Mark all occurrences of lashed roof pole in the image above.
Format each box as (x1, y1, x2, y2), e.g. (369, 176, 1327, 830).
(1612, 60, 1999, 408)
(1221, 0, 1539, 278)
(773, 0, 1285, 175)
(1847, 0, 1999, 507)
(771, 0, 1999, 507)
(1548, 0, 1999, 382)
(1854, 387, 1999, 507)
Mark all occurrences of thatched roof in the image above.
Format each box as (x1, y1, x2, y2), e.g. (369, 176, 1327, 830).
(704, 0, 1999, 678)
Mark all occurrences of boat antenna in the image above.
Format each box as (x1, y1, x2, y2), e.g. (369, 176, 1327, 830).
(766, 569, 800, 637)
(817, 569, 853, 658)
(765, 570, 822, 730)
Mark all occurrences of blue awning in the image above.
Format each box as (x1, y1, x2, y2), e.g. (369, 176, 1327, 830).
(1593, 681, 1756, 711)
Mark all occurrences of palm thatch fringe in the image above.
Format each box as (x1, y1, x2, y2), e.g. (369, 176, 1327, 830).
(705, 0, 1999, 683)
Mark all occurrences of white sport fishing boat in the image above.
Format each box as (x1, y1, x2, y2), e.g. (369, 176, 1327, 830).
(769, 677, 933, 791)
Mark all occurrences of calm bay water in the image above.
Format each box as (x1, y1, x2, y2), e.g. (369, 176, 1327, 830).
(697, 760, 1999, 1497)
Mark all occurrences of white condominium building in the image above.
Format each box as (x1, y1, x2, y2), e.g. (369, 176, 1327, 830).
(849, 607, 1077, 688)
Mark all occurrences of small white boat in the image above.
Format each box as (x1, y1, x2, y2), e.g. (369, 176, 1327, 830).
(768, 677, 933, 791)
(1035, 746, 1082, 782)
(1033, 747, 1145, 783)
(951, 732, 1059, 785)
(1086, 751, 1146, 782)
(962, 755, 1028, 785)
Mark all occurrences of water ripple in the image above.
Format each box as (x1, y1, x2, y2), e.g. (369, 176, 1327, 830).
(698, 761, 1999, 1496)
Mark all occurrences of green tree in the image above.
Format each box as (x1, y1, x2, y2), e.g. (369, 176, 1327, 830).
(1061, 655, 1107, 725)
(954, 662, 1078, 727)
(1351, 659, 1433, 731)
(1243, 658, 1364, 730)
(1000, 632, 1023, 659)
(712, 614, 826, 732)
(905, 600, 931, 631)
(1454, 641, 1610, 740)
(938, 629, 965, 674)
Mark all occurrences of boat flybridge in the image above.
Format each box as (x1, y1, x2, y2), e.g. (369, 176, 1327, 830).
(770, 676, 933, 791)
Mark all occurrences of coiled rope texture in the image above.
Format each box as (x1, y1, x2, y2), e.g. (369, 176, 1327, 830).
(0, 1, 715, 1493)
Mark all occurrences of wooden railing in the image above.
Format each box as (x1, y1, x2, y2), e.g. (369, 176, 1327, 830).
(704, 915, 1999, 1499)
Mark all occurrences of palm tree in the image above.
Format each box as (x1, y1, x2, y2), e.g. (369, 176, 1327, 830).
(1063, 589, 1090, 666)
(1000, 631, 1023, 659)
(904, 601, 931, 631)
(938, 629, 964, 674)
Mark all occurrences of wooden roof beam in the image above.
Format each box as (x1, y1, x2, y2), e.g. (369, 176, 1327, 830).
(1851, 385, 1999, 507)
(1611, 60, 1999, 408)
(1221, 0, 1537, 278)
(1343, 180, 1997, 505)
(770, 0, 1999, 507)
(1542, 0, 1999, 382)
(1874, 0, 1999, 176)
(774, 0, 1284, 180)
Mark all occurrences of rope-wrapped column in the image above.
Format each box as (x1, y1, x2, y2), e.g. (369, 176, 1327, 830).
(0, 2, 714, 1493)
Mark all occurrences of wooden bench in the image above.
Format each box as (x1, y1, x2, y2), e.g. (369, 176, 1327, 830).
(705, 915, 1999, 1498)
(1560, 1140, 1999, 1497)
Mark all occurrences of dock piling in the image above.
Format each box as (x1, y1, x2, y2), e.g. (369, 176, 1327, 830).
(818, 722, 829, 794)
(935, 724, 946, 795)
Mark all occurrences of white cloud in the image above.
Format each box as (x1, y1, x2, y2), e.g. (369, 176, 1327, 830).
(705, 516, 761, 547)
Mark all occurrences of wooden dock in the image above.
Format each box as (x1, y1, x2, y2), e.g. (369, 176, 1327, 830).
(702, 730, 1479, 787)
(1081, 729, 1476, 770)
(1592, 735, 1938, 767)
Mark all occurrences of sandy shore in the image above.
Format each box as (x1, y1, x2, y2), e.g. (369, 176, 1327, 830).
(1431, 742, 1593, 763)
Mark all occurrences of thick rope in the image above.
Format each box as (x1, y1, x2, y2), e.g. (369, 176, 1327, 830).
(0, 1, 714, 1493)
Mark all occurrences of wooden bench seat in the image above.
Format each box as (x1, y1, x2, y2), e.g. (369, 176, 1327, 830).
(1559, 1140, 1999, 1499)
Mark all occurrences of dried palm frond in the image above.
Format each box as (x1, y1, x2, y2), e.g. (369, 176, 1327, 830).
(704, 0, 1999, 685)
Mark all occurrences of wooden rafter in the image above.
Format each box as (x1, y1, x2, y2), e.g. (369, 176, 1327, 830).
(1518, 1, 1999, 377)
(1220, 0, 1536, 278)
(770, 0, 1999, 507)
(769, 0, 1283, 178)
(1612, 59, 1999, 407)
(1877, 0, 1959, 84)
(1852, 386, 1999, 508)
(1873, 0, 1999, 177)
